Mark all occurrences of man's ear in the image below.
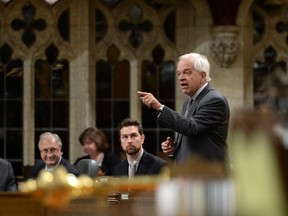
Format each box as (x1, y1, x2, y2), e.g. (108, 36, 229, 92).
(201, 71, 206, 78)
(200, 71, 207, 83)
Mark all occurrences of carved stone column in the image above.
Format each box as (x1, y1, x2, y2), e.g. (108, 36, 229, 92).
(69, 0, 96, 162)
(210, 26, 240, 68)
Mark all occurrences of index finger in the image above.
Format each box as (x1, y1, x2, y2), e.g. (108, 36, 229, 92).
(137, 91, 147, 96)
(167, 137, 173, 142)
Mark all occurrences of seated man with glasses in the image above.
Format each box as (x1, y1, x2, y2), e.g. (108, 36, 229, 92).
(29, 132, 79, 178)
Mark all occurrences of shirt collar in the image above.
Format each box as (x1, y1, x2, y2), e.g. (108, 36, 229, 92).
(191, 82, 208, 101)
(128, 148, 144, 165)
(45, 157, 62, 172)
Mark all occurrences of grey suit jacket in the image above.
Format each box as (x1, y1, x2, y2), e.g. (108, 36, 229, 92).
(0, 158, 17, 192)
(113, 150, 167, 177)
(29, 157, 79, 179)
(157, 84, 230, 164)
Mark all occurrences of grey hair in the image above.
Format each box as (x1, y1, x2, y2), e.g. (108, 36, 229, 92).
(38, 132, 62, 149)
(179, 53, 211, 82)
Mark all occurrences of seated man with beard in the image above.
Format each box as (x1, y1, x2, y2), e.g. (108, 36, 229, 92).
(113, 118, 167, 178)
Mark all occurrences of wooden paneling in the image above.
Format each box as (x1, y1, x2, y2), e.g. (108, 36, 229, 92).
(0, 192, 46, 216)
(0, 191, 155, 216)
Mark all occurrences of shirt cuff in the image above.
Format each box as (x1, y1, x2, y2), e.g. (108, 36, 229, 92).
(159, 104, 164, 112)
(157, 104, 164, 118)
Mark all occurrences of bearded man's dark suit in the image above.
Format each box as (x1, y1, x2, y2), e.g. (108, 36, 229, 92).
(113, 150, 167, 176)
(157, 83, 230, 164)
(29, 157, 79, 179)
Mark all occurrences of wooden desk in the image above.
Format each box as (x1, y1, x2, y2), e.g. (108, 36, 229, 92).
(0, 191, 155, 216)
(0, 192, 46, 216)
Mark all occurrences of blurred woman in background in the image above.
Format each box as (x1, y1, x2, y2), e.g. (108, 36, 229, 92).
(74, 127, 121, 176)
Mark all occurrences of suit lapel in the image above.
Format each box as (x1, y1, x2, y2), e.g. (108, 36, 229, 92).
(174, 84, 213, 151)
(135, 151, 148, 175)
(175, 98, 194, 151)
(174, 99, 190, 147)
(124, 161, 129, 175)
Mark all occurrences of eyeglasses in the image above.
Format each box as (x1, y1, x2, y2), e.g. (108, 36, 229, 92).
(40, 148, 60, 155)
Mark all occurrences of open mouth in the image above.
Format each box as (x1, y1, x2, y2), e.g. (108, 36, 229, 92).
(180, 83, 188, 88)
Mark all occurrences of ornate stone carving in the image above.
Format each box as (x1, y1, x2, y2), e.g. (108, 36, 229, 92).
(0, 0, 10, 4)
(210, 26, 240, 68)
(149, 0, 176, 4)
(264, 0, 288, 6)
(44, 0, 59, 5)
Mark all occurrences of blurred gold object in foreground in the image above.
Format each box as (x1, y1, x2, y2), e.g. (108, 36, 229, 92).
(18, 165, 170, 209)
(19, 166, 84, 209)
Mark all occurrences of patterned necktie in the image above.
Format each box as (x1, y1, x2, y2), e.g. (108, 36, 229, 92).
(184, 98, 193, 117)
(129, 161, 137, 178)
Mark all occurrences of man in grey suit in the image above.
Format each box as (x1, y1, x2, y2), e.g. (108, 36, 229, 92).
(113, 118, 167, 177)
(138, 53, 230, 164)
(0, 157, 17, 191)
(29, 132, 79, 179)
